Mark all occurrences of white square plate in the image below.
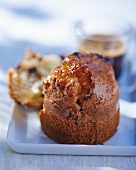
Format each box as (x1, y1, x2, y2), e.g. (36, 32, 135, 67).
(7, 100, 136, 155)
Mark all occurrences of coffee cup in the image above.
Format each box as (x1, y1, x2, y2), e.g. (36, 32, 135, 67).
(74, 12, 133, 80)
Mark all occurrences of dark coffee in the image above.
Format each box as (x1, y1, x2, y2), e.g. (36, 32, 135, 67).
(105, 54, 125, 80)
(79, 34, 127, 80)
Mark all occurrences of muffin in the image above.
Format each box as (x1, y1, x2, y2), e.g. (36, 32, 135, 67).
(39, 52, 120, 144)
(8, 49, 62, 110)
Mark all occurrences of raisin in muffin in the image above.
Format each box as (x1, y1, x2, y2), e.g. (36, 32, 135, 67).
(8, 50, 62, 110)
(39, 52, 120, 144)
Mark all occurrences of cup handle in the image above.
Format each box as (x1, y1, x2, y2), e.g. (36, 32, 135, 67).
(74, 21, 83, 38)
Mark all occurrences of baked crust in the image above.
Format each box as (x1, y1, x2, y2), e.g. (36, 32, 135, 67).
(40, 52, 120, 144)
(39, 108, 120, 144)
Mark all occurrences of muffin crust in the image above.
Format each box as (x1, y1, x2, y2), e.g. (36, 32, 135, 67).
(40, 52, 120, 144)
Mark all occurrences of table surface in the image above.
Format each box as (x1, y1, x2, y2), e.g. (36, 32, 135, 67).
(0, 0, 136, 170)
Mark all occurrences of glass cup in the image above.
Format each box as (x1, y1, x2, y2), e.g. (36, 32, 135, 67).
(74, 12, 133, 80)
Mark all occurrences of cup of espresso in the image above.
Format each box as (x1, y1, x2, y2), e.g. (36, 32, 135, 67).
(74, 12, 133, 80)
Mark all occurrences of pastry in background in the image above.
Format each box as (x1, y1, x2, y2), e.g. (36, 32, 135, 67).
(40, 52, 120, 144)
(8, 49, 62, 110)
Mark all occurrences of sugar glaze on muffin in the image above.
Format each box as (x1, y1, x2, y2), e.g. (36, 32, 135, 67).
(39, 52, 120, 144)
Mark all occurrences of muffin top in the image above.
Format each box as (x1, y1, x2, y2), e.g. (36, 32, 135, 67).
(43, 52, 119, 121)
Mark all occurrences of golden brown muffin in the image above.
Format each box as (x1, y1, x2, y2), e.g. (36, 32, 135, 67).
(39, 52, 120, 144)
(8, 50, 62, 110)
